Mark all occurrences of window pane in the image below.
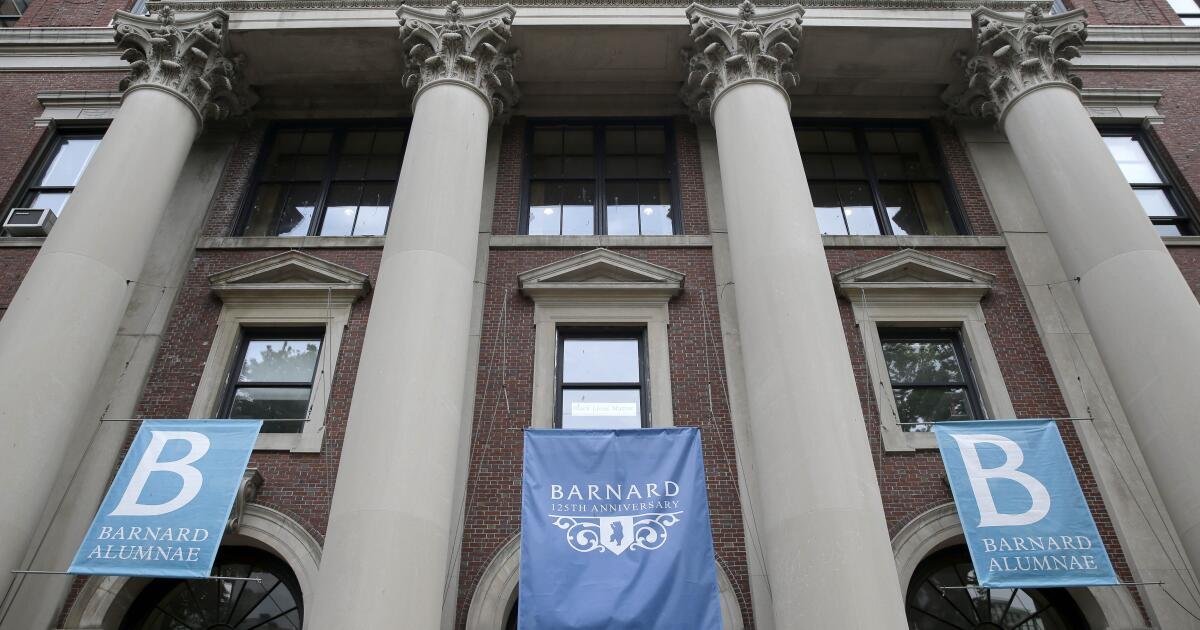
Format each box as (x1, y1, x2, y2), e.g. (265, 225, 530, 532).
(893, 386, 973, 428)
(239, 338, 321, 383)
(533, 129, 561, 155)
(880, 183, 923, 236)
(1103, 136, 1162, 184)
(881, 338, 965, 384)
(1155, 223, 1184, 236)
(563, 338, 640, 383)
(1169, 0, 1200, 14)
(334, 154, 368, 180)
(802, 154, 834, 179)
(838, 182, 880, 235)
(563, 155, 594, 178)
(912, 183, 957, 235)
(795, 130, 826, 152)
(532, 156, 562, 178)
(1134, 188, 1180, 218)
(230, 387, 311, 425)
(299, 131, 332, 154)
(528, 182, 561, 235)
(637, 155, 666, 177)
(636, 127, 666, 154)
(639, 181, 673, 235)
(561, 182, 594, 235)
(563, 129, 593, 155)
(831, 154, 865, 179)
(365, 155, 401, 180)
(275, 184, 320, 236)
(320, 183, 361, 236)
(606, 181, 638, 235)
(606, 128, 636, 154)
(26, 191, 70, 216)
(374, 130, 407, 154)
(865, 130, 898, 153)
(811, 182, 847, 235)
(562, 388, 642, 429)
(38, 137, 100, 187)
(343, 130, 374, 154)
(606, 155, 637, 178)
(243, 184, 284, 237)
(825, 130, 856, 152)
(293, 155, 327, 180)
(353, 182, 394, 236)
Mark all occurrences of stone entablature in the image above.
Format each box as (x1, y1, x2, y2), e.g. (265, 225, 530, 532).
(680, 0, 803, 119)
(397, 1, 520, 119)
(948, 4, 1088, 122)
(112, 6, 251, 125)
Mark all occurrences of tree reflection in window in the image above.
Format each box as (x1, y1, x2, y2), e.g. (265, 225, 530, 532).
(879, 328, 981, 432)
(906, 546, 1089, 629)
(121, 547, 303, 630)
(220, 329, 323, 433)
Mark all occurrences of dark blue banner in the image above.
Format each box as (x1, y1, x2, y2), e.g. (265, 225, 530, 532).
(69, 420, 261, 578)
(935, 420, 1117, 587)
(520, 428, 722, 629)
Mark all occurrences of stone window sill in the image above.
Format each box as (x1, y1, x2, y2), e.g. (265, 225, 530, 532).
(491, 235, 712, 248)
(821, 235, 1006, 248)
(197, 236, 385, 249)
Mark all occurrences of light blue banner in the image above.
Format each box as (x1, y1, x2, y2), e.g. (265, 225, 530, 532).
(69, 420, 261, 578)
(935, 419, 1117, 587)
(520, 428, 722, 629)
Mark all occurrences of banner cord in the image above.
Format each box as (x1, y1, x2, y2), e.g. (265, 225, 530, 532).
(441, 285, 511, 614)
(0, 280, 170, 623)
(1043, 280, 1200, 616)
(698, 286, 774, 606)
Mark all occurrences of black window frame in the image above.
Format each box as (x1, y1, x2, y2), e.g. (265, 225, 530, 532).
(878, 326, 985, 429)
(4, 126, 106, 229)
(793, 119, 971, 236)
(1098, 125, 1197, 236)
(218, 327, 325, 432)
(554, 327, 650, 429)
(0, 0, 29, 26)
(234, 119, 410, 237)
(519, 118, 683, 236)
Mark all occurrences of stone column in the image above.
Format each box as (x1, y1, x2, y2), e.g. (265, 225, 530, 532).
(0, 7, 247, 602)
(953, 4, 1200, 585)
(305, 4, 518, 628)
(682, 3, 907, 627)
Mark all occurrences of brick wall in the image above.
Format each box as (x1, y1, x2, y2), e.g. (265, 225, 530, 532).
(1067, 0, 1181, 25)
(827, 246, 1145, 618)
(16, 0, 137, 28)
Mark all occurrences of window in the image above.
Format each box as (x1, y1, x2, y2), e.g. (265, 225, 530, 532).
(128, 0, 148, 14)
(121, 547, 303, 630)
(240, 122, 407, 237)
(795, 122, 966, 236)
(1049, 0, 1071, 14)
(556, 330, 648, 429)
(220, 329, 323, 434)
(0, 0, 28, 26)
(906, 546, 1089, 629)
(8, 130, 102, 222)
(522, 121, 680, 236)
(879, 328, 983, 431)
(1168, 0, 1200, 24)
(1100, 130, 1195, 235)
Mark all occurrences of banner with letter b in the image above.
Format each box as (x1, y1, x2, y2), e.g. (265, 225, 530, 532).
(69, 420, 261, 578)
(935, 419, 1117, 587)
(520, 427, 722, 629)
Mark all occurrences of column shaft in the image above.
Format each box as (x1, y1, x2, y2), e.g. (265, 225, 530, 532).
(711, 82, 908, 628)
(0, 87, 199, 597)
(306, 82, 491, 628)
(1003, 86, 1200, 572)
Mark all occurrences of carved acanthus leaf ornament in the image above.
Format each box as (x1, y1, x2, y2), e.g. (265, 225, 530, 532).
(680, 0, 804, 119)
(397, 1, 520, 119)
(948, 4, 1088, 120)
(113, 6, 251, 124)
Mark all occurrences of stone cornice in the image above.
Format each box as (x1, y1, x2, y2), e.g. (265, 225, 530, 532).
(946, 4, 1087, 123)
(397, 1, 520, 120)
(113, 6, 253, 126)
(680, 0, 804, 119)
(151, 0, 1046, 10)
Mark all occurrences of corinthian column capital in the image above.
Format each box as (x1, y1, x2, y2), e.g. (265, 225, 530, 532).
(680, 0, 804, 120)
(113, 6, 252, 127)
(397, 1, 520, 120)
(947, 4, 1087, 122)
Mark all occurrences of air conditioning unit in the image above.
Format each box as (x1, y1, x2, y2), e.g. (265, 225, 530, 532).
(3, 207, 55, 237)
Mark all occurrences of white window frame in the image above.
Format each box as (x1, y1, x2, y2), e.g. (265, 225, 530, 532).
(190, 251, 369, 452)
(836, 250, 1015, 451)
(518, 248, 683, 429)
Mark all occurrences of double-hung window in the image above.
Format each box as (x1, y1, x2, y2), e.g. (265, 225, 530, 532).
(239, 122, 407, 237)
(556, 330, 648, 429)
(795, 122, 966, 236)
(879, 328, 982, 431)
(220, 329, 323, 434)
(1100, 129, 1195, 235)
(8, 130, 102, 222)
(523, 121, 680, 236)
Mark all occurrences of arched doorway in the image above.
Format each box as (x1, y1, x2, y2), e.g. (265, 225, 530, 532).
(119, 546, 302, 630)
(905, 546, 1089, 629)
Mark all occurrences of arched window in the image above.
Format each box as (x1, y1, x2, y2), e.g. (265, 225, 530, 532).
(906, 546, 1089, 629)
(121, 546, 302, 630)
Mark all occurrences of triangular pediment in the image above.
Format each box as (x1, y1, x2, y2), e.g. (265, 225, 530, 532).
(209, 251, 370, 304)
(519, 249, 684, 301)
(835, 250, 994, 302)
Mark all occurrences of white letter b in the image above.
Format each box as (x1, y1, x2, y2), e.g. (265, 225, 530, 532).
(951, 433, 1050, 527)
(110, 431, 210, 517)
